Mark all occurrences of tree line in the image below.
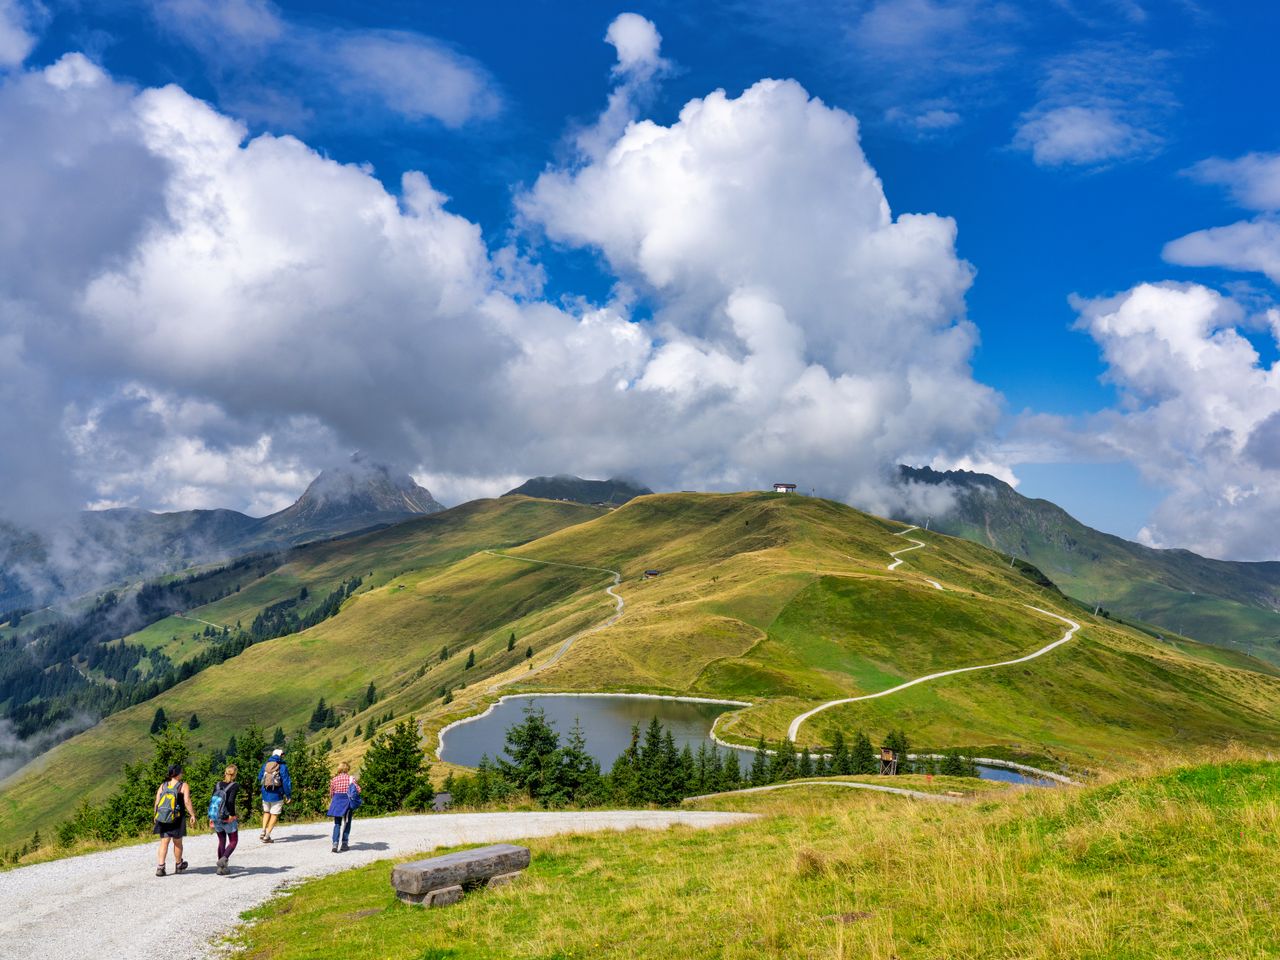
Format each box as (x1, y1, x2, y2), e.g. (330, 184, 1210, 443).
(442, 709, 979, 810)
(36, 712, 433, 858)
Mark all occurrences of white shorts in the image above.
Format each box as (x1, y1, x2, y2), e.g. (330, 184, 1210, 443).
(262, 800, 284, 816)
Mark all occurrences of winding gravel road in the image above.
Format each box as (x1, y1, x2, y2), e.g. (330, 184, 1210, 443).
(0, 810, 750, 960)
(482, 551, 624, 690)
(786, 525, 1082, 742)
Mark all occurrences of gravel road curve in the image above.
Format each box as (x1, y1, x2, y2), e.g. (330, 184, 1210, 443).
(0, 810, 752, 960)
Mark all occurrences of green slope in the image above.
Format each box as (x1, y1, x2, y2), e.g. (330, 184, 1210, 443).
(901, 465, 1280, 664)
(6, 491, 1280, 849)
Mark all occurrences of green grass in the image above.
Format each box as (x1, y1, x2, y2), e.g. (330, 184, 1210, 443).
(8, 492, 1280, 852)
(226, 754, 1280, 960)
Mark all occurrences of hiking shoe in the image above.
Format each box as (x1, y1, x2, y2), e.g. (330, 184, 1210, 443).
(339, 843, 349, 853)
(217, 862, 228, 876)
(217, 856, 227, 870)
(175, 860, 189, 873)
(331, 844, 339, 853)
(261, 835, 274, 844)
(155, 866, 166, 877)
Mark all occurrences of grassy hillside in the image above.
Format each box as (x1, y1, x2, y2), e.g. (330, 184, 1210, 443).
(901, 466, 1280, 664)
(227, 753, 1280, 960)
(6, 491, 1280, 848)
(0, 496, 601, 845)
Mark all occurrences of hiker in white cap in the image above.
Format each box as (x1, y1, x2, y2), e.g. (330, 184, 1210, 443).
(256, 747, 292, 842)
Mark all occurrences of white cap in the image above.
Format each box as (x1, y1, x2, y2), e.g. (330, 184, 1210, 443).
(271, 748, 283, 756)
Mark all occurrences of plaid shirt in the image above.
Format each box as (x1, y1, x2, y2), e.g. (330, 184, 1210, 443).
(329, 773, 357, 797)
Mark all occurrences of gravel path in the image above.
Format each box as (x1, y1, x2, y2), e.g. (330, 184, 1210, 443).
(482, 551, 624, 690)
(0, 810, 750, 960)
(787, 524, 1083, 742)
(686, 779, 966, 803)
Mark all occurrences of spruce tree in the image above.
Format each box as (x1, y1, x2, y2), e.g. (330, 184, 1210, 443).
(149, 707, 168, 735)
(497, 706, 561, 799)
(359, 718, 432, 813)
(768, 738, 797, 783)
(553, 719, 603, 807)
(853, 731, 878, 774)
(749, 736, 770, 786)
(831, 730, 850, 775)
(883, 729, 911, 774)
(361, 682, 378, 710)
(525, 645, 533, 660)
(465, 649, 475, 669)
(798, 745, 814, 778)
(507, 631, 516, 652)
(608, 724, 642, 804)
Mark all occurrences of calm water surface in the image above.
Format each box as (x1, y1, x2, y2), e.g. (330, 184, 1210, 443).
(438, 694, 1049, 785)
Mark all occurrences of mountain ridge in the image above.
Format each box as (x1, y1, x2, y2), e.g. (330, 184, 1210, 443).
(899, 464, 1280, 661)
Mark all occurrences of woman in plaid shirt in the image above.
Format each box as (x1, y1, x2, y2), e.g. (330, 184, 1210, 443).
(326, 761, 361, 853)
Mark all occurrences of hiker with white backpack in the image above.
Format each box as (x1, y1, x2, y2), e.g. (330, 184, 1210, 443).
(153, 763, 198, 877)
(257, 747, 292, 843)
(208, 764, 241, 875)
(326, 760, 363, 853)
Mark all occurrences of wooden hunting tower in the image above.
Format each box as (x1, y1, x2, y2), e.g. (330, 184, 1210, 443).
(879, 747, 898, 776)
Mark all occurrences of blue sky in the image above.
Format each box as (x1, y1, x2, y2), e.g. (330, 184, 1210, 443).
(2, 0, 1278, 558)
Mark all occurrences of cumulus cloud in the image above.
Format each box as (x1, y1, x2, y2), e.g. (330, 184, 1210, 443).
(1164, 151, 1280, 284)
(0, 0, 36, 69)
(522, 74, 997, 508)
(1014, 41, 1173, 167)
(148, 0, 500, 130)
(1069, 282, 1280, 560)
(0, 24, 998, 535)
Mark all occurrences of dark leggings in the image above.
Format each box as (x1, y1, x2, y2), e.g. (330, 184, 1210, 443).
(217, 829, 239, 860)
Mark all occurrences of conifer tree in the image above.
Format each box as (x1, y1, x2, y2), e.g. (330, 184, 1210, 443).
(608, 724, 643, 804)
(497, 706, 561, 799)
(360, 682, 378, 710)
(853, 731, 878, 775)
(882, 729, 911, 774)
(768, 738, 797, 783)
(798, 745, 814, 778)
(149, 707, 168, 735)
(525, 645, 533, 660)
(359, 717, 432, 813)
(553, 719, 603, 807)
(465, 649, 475, 669)
(187, 713, 200, 730)
(831, 730, 850, 775)
(749, 736, 770, 786)
(507, 632, 516, 652)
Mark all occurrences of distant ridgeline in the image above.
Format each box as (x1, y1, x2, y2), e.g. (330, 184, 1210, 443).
(0, 551, 361, 748)
(0, 459, 442, 615)
(503, 475, 653, 507)
(898, 465, 1280, 663)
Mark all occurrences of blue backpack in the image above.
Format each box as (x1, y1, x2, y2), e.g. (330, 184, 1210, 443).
(347, 781, 363, 810)
(208, 781, 230, 822)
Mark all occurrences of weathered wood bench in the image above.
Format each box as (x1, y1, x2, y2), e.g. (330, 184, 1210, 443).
(391, 843, 531, 907)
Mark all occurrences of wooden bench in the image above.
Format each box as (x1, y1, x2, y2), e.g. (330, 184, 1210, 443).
(391, 843, 531, 907)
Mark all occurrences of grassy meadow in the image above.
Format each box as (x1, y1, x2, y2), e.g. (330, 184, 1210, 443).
(6, 491, 1280, 850)
(226, 752, 1280, 960)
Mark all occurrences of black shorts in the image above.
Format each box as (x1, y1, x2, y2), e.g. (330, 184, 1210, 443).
(153, 816, 186, 838)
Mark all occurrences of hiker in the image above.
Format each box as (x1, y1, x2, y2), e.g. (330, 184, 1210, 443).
(326, 760, 363, 853)
(209, 763, 241, 875)
(257, 747, 292, 843)
(153, 763, 198, 877)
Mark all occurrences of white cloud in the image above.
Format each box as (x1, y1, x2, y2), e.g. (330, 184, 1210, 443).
(1014, 104, 1156, 167)
(148, 0, 500, 129)
(606, 12, 664, 76)
(1014, 41, 1173, 168)
(1164, 152, 1280, 285)
(1189, 152, 1280, 212)
(1070, 282, 1280, 559)
(522, 75, 998, 508)
(0, 31, 999, 526)
(0, 0, 36, 69)
(1164, 219, 1280, 285)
